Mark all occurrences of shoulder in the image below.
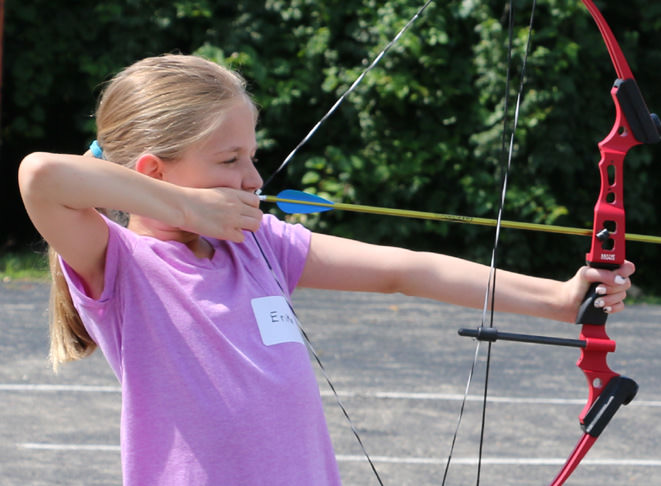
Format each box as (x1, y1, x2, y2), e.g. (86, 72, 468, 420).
(258, 214, 311, 244)
(60, 215, 139, 300)
(246, 215, 311, 293)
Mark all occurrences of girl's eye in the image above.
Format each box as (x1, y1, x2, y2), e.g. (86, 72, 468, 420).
(219, 154, 258, 165)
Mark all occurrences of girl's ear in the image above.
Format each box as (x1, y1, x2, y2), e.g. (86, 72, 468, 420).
(135, 154, 166, 180)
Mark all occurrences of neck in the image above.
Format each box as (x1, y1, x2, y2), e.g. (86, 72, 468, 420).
(127, 215, 214, 259)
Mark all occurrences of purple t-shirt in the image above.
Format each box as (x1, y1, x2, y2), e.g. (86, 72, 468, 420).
(61, 215, 341, 485)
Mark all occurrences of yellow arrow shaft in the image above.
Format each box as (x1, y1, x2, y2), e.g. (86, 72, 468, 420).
(262, 195, 661, 245)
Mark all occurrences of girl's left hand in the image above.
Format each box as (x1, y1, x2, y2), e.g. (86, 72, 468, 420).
(566, 260, 636, 319)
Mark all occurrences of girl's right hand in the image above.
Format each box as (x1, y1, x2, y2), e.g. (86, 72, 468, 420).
(179, 186, 263, 243)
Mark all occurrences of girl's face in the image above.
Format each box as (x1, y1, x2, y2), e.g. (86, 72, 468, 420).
(162, 100, 263, 192)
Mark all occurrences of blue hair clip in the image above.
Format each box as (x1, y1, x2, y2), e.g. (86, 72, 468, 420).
(89, 140, 104, 159)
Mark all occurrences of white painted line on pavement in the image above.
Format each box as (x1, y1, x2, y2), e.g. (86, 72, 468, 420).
(0, 384, 120, 392)
(17, 444, 661, 468)
(336, 455, 661, 467)
(3, 384, 661, 407)
(320, 390, 661, 407)
(19, 443, 120, 452)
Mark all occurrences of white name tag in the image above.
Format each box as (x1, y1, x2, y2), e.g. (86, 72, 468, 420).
(251, 296, 304, 346)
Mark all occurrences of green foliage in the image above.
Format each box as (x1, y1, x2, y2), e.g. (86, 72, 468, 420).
(4, 0, 661, 293)
(0, 251, 49, 281)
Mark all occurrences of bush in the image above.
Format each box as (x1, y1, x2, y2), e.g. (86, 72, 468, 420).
(4, 0, 661, 292)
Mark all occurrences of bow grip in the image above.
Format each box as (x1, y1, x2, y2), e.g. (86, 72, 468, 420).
(576, 281, 609, 325)
(577, 253, 621, 325)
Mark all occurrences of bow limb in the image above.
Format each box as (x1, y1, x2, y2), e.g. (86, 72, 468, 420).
(550, 434, 598, 486)
(581, 0, 632, 79)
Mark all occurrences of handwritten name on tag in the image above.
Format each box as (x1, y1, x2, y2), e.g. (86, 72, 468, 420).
(251, 296, 303, 346)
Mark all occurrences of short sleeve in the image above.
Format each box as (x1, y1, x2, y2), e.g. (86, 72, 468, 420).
(58, 216, 135, 378)
(253, 215, 311, 294)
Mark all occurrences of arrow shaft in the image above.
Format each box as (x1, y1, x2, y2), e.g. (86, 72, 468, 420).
(260, 195, 661, 244)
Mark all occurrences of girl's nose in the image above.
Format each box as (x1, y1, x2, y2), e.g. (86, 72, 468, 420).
(242, 160, 263, 193)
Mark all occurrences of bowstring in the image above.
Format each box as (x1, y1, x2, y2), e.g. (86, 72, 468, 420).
(441, 0, 537, 484)
(258, 0, 435, 194)
(250, 231, 384, 484)
(253, 2, 435, 484)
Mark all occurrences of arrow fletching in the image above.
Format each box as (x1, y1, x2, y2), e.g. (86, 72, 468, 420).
(270, 189, 335, 214)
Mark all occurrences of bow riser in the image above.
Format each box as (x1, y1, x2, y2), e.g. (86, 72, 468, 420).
(585, 82, 639, 269)
(576, 325, 617, 422)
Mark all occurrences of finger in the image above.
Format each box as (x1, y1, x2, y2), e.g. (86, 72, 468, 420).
(238, 205, 263, 230)
(605, 300, 625, 314)
(594, 285, 607, 296)
(618, 259, 636, 278)
(592, 278, 629, 298)
(240, 215, 262, 233)
(593, 297, 613, 313)
(225, 227, 247, 244)
(583, 266, 631, 288)
(241, 205, 263, 219)
(239, 191, 261, 207)
(605, 260, 635, 286)
(598, 301, 623, 314)
(594, 290, 628, 312)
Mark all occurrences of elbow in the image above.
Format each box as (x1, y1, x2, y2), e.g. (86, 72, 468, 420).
(18, 152, 49, 194)
(18, 152, 61, 203)
(381, 248, 422, 295)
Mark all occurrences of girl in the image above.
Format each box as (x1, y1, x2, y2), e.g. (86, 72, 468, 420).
(18, 54, 634, 485)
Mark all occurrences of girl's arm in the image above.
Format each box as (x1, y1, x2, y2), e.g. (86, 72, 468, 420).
(298, 232, 635, 323)
(18, 152, 261, 297)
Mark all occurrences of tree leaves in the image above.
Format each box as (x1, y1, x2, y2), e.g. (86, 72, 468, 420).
(4, 0, 661, 290)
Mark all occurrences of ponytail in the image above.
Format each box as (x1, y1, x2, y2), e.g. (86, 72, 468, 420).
(46, 54, 252, 371)
(48, 246, 96, 372)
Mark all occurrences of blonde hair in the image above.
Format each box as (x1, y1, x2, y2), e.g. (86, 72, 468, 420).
(49, 54, 255, 371)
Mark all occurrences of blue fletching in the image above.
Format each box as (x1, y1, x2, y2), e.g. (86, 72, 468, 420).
(276, 189, 335, 214)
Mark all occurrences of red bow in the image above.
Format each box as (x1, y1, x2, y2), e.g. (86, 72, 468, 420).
(551, 1, 659, 483)
(460, 2, 659, 484)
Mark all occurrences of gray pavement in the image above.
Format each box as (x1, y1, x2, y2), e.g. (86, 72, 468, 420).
(1, 280, 660, 485)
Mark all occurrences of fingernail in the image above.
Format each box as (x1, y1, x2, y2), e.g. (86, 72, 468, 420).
(604, 306, 613, 313)
(594, 298, 605, 308)
(596, 286, 607, 295)
(615, 275, 626, 285)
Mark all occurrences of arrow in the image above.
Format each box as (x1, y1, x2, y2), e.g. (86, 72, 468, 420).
(260, 190, 661, 244)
